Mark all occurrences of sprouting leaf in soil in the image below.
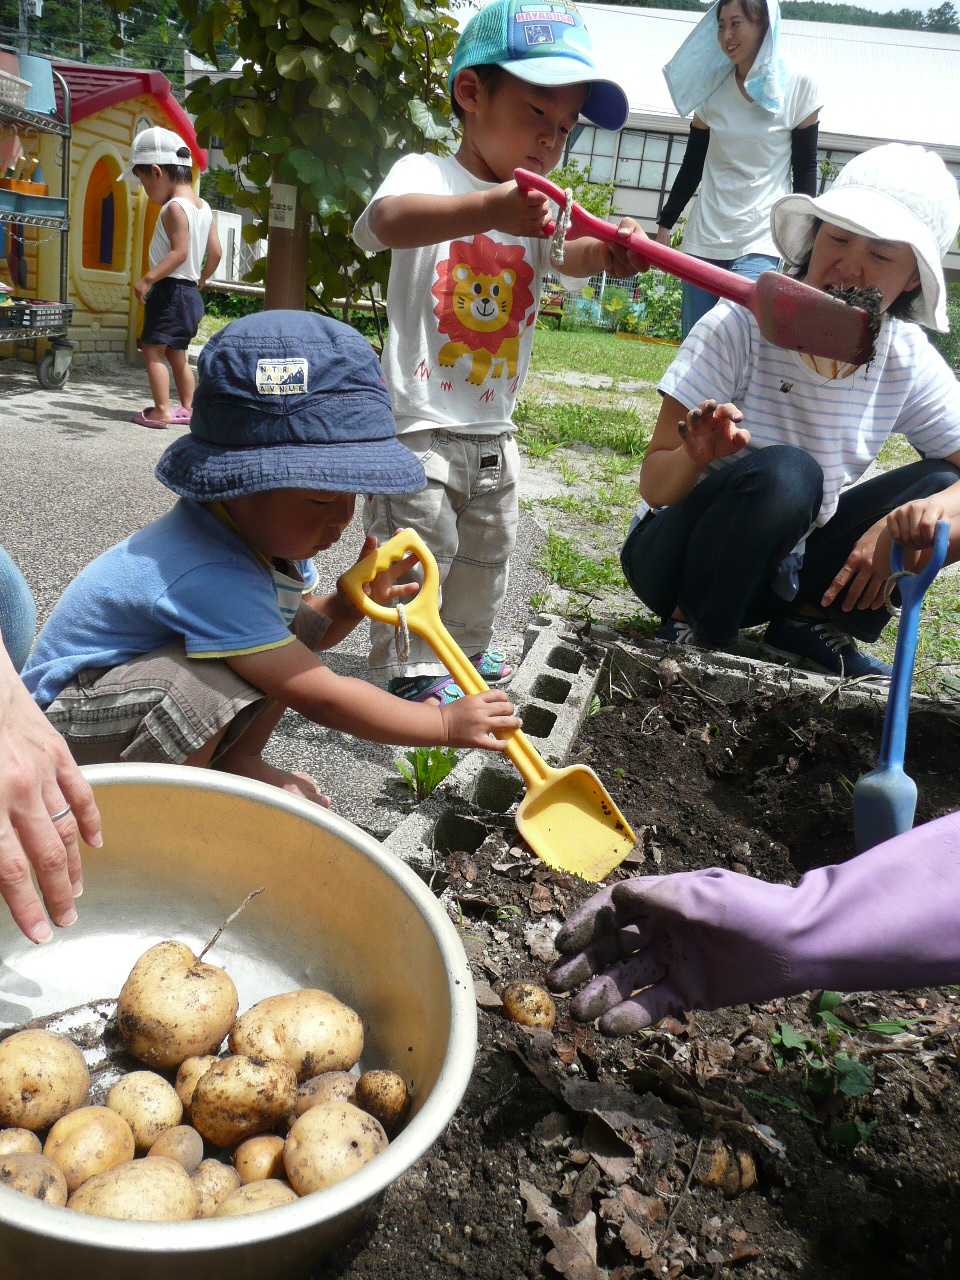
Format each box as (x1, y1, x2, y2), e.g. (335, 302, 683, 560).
(745, 1086, 820, 1125)
(773, 1023, 808, 1052)
(392, 745, 458, 803)
(826, 1118, 877, 1151)
(834, 1053, 873, 1098)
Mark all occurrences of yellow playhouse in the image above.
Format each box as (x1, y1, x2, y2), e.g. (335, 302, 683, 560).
(5, 61, 206, 364)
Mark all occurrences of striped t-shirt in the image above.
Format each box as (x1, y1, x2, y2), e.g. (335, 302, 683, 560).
(640, 300, 960, 528)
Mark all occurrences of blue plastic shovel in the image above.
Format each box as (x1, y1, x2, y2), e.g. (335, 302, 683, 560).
(853, 519, 950, 853)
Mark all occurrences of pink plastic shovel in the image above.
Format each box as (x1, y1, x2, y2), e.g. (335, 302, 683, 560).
(515, 168, 874, 365)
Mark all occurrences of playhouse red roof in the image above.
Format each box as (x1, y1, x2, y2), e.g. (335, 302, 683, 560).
(52, 62, 207, 171)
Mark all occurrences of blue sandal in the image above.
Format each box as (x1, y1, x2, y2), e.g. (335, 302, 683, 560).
(470, 650, 515, 684)
(388, 674, 465, 705)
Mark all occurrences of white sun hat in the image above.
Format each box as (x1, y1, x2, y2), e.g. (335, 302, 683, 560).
(771, 143, 960, 332)
(121, 126, 193, 182)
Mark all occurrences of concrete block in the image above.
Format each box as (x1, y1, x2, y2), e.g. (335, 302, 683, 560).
(383, 615, 607, 876)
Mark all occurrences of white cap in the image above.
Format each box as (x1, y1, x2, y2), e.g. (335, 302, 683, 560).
(771, 143, 960, 332)
(122, 126, 193, 183)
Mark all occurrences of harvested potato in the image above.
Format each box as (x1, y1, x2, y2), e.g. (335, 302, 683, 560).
(354, 1070, 410, 1134)
(501, 981, 556, 1030)
(67, 1155, 197, 1221)
(175, 1055, 218, 1113)
(147, 1125, 204, 1174)
(118, 940, 239, 1070)
(191, 1158, 241, 1219)
(43, 1105, 135, 1191)
(234, 1134, 286, 1184)
(106, 1071, 183, 1152)
(229, 989, 363, 1081)
(0, 1030, 89, 1131)
(190, 1055, 297, 1147)
(0, 1152, 69, 1206)
(0, 1129, 41, 1156)
(284, 1101, 387, 1196)
(294, 1071, 357, 1118)
(213, 1178, 298, 1216)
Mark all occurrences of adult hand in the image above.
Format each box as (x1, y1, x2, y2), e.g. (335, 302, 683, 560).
(0, 644, 101, 944)
(484, 182, 553, 239)
(820, 519, 887, 612)
(886, 497, 946, 553)
(677, 399, 749, 468)
(546, 812, 960, 1033)
(133, 277, 149, 304)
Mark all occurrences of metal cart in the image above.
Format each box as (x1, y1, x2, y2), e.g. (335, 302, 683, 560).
(0, 59, 73, 389)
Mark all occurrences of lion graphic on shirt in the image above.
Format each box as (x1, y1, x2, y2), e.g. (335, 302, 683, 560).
(431, 235, 535, 386)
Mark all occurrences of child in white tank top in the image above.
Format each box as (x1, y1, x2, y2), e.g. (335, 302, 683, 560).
(123, 126, 222, 429)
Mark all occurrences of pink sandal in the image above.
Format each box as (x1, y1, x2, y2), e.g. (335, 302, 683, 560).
(133, 410, 171, 429)
(171, 406, 192, 423)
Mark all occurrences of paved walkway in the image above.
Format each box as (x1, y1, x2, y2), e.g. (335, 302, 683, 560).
(0, 354, 553, 834)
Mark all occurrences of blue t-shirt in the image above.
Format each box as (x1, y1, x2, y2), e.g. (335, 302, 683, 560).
(23, 499, 318, 708)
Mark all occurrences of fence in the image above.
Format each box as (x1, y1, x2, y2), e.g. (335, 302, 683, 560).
(541, 267, 682, 342)
(209, 210, 267, 287)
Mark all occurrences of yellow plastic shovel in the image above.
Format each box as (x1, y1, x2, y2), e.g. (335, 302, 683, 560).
(339, 529, 637, 882)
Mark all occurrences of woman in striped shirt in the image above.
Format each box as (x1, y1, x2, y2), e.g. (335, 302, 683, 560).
(620, 143, 960, 680)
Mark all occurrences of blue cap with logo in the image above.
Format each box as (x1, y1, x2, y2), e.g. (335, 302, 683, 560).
(155, 311, 426, 502)
(449, 0, 628, 131)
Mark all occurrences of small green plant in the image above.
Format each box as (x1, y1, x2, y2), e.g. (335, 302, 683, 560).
(393, 746, 458, 804)
(530, 589, 552, 613)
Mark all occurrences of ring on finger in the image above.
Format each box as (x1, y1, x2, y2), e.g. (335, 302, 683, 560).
(49, 804, 72, 822)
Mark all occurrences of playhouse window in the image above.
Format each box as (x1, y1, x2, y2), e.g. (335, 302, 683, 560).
(82, 156, 126, 271)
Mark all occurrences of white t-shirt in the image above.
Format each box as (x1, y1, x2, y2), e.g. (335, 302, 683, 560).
(637, 300, 960, 526)
(149, 196, 213, 283)
(682, 69, 821, 260)
(354, 153, 579, 437)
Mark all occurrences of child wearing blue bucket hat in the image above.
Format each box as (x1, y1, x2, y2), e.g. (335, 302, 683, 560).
(21, 313, 521, 804)
(354, 0, 646, 707)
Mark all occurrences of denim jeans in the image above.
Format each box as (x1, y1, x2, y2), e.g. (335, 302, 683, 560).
(680, 252, 781, 340)
(620, 447, 960, 649)
(0, 546, 36, 673)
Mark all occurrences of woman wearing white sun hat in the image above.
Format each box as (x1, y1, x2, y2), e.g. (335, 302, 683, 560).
(620, 142, 960, 679)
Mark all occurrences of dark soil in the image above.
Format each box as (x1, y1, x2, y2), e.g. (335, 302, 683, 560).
(324, 678, 960, 1280)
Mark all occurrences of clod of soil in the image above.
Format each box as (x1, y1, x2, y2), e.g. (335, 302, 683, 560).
(824, 283, 883, 364)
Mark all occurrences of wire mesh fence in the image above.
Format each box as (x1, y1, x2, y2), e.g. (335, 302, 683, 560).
(540, 267, 682, 342)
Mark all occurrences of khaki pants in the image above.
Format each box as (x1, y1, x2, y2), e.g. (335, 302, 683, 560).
(43, 603, 330, 765)
(363, 428, 519, 681)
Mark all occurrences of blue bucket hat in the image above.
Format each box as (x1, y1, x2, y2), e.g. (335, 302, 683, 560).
(449, 0, 628, 132)
(156, 312, 426, 501)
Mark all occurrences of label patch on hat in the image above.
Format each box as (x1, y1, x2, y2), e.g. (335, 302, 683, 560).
(256, 358, 308, 395)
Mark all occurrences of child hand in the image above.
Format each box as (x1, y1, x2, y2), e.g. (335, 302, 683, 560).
(439, 690, 521, 750)
(484, 182, 553, 238)
(346, 533, 421, 611)
(601, 220, 649, 277)
(134, 277, 149, 304)
(677, 399, 749, 467)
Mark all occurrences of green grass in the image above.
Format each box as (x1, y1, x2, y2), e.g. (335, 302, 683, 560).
(514, 400, 653, 458)
(526, 326, 677, 382)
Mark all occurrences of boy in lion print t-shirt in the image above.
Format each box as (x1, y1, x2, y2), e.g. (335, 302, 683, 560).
(353, 0, 643, 704)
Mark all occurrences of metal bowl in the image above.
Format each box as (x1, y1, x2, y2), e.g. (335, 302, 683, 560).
(0, 764, 477, 1280)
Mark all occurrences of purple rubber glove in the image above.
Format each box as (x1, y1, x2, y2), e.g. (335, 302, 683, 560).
(547, 811, 960, 1034)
